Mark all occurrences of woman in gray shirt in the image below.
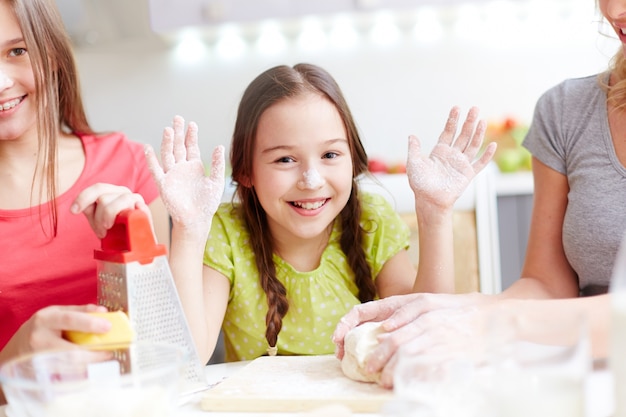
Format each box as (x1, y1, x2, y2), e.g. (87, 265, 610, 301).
(333, 0, 625, 387)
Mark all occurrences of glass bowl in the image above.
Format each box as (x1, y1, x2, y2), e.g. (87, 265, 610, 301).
(0, 343, 183, 417)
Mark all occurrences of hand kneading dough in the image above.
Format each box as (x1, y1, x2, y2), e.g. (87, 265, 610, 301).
(341, 321, 385, 383)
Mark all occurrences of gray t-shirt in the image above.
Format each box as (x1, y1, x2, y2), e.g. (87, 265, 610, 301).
(523, 74, 626, 292)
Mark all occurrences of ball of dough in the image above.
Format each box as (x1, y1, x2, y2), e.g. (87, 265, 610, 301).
(341, 321, 385, 383)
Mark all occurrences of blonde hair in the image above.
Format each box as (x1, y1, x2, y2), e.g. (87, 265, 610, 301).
(10, 0, 93, 235)
(603, 51, 626, 112)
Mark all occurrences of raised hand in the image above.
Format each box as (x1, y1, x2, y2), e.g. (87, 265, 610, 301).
(407, 106, 497, 211)
(146, 116, 225, 237)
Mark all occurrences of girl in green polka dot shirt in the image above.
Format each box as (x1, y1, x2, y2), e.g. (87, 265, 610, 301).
(147, 63, 496, 364)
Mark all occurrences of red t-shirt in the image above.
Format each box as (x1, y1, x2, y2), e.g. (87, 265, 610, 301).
(0, 132, 159, 349)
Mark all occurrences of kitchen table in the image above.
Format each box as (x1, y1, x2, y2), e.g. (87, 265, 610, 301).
(0, 359, 615, 417)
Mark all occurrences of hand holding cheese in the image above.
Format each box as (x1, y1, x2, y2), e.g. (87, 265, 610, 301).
(341, 322, 386, 383)
(63, 311, 135, 346)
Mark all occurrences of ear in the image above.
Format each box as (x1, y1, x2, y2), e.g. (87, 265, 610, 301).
(237, 175, 252, 188)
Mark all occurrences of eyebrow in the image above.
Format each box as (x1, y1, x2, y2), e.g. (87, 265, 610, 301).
(261, 138, 348, 154)
(2, 37, 25, 48)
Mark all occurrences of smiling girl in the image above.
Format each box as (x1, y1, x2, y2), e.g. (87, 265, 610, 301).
(0, 0, 169, 386)
(147, 63, 495, 363)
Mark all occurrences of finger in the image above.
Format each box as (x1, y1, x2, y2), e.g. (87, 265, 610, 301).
(406, 135, 421, 167)
(365, 322, 426, 374)
(332, 300, 395, 348)
(161, 127, 175, 172)
(209, 145, 226, 187)
(71, 183, 107, 214)
(185, 121, 202, 161)
(378, 351, 400, 388)
(437, 106, 461, 146)
(145, 144, 165, 186)
(380, 294, 427, 332)
(39, 306, 112, 334)
(461, 118, 487, 161)
(71, 183, 128, 215)
(471, 142, 498, 174)
(332, 311, 363, 359)
(452, 106, 480, 152)
(91, 192, 145, 238)
(172, 115, 187, 163)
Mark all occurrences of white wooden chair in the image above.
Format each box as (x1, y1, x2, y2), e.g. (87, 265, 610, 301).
(358, 163, 502, 294)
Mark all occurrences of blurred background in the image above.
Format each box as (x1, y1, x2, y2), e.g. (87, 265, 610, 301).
(54, 0, 621, 289)
(55, 0, 618, 168)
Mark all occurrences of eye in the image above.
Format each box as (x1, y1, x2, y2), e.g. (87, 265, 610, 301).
(275, 156, 295, 164)
(322, 152, 339, 159)
(9, 48, 27, 57)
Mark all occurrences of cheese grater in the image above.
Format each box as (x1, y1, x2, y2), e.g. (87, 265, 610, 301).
(94, 208, 208, 396)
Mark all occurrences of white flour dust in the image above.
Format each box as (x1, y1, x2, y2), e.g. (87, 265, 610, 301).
(300, 169, 324, 189)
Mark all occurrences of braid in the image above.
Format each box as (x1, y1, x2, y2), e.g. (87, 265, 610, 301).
(340, 186, 376, 302)
(242, 190, 289, 349)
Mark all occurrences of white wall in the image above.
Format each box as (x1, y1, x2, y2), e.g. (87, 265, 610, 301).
(73, 0, 618, 167)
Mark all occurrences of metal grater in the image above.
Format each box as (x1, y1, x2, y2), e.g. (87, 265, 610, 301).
(94, 209, 208, 396)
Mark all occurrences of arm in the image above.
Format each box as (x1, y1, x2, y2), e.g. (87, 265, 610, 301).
(145, 115, 226, 363)
(1, 182, 172, 366)
(148, 197, 171, 248)
(399, 106, 496, 294)
(499, 157, 579, 299)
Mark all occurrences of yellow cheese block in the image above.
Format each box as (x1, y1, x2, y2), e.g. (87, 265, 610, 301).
(64, 311, 135, 346)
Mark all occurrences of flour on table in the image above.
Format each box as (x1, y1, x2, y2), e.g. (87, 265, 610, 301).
(341, 322, 385, 383)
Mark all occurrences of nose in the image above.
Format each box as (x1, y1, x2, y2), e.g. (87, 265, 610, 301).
(297, 168, 325, 190)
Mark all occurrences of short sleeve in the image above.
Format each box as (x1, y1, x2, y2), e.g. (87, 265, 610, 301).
(523, 84, 570, 175)
(203, 204, 237, 283)
(360, 192, 411, 278)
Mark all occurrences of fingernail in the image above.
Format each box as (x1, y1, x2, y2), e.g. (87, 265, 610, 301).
(70, 203, 79, 214)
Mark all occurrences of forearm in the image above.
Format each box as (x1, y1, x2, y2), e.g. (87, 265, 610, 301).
(413, 206, 455, 293)
(498, 275, 579, 300)
(168, 226, 212, 363)
(504, 295, 610, 359)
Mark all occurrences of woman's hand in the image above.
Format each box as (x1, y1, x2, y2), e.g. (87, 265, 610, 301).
(71, 184, 151, 239)
(1, 305, 111, 360)
(332, 292, 492, 387)
(145, 115, 225, 239)
(407, 106, 497, 212)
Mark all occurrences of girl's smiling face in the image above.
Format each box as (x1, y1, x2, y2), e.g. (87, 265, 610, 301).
(0, 0, 37, 143)
(251, 92, 354, 246)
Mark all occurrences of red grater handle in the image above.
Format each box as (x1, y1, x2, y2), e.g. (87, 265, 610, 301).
(94, 208, 167, 264)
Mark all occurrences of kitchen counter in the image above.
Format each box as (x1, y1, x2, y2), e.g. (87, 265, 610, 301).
(0, 358, 614, 417)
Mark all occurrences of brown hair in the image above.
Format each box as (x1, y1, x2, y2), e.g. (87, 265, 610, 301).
(10, 0, 94, 235)
(229, 63, 374, 349)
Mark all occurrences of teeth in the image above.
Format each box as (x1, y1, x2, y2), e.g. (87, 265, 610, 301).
(0, 98, 21, 111)
(293, 200, 325, 210)
(622, 28, 626, 35)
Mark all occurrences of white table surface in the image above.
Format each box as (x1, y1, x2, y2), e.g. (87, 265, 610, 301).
(0, 360, 614, 417)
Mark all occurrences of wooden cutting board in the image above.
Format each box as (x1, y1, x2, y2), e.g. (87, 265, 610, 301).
(201, 355, 394, 413)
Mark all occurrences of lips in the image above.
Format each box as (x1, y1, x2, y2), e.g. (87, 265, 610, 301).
(0, 96, 24, 112)
(290, 199, 328, 210)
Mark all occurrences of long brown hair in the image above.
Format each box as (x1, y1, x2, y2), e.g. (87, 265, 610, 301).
(229, 63, 374, 349)
(11, 0, 94, 235)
